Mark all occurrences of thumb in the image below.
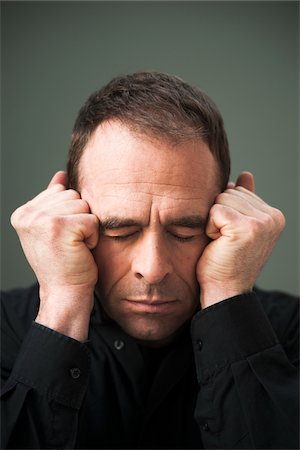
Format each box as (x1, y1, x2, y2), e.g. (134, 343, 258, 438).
(47, 171, 68, 189)
(235, 171, 255, 193)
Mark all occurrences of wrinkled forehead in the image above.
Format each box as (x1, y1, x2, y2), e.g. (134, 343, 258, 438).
(78, 121, 219, 184)
(78, 121, 220, 216)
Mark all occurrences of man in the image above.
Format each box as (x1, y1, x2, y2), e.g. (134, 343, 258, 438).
(1, 72, 298, 449)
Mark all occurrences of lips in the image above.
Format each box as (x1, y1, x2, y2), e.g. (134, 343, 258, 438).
(126, 298, 176, 304)
(123, 298, 178, 313)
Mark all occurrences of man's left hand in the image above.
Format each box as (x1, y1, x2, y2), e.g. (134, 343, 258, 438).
(197, 172, 286, 308)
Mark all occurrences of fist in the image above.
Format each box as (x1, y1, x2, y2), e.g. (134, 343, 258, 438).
(10, 172, 99, 340)
(197, 172, 286, 308)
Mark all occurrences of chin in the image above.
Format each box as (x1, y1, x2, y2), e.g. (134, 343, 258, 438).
(116, 315, 188, 347)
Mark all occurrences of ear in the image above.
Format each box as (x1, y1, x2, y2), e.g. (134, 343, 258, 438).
(235, 171, 255, 193)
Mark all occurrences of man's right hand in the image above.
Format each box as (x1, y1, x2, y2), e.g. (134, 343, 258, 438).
(10, 171, 99, 341)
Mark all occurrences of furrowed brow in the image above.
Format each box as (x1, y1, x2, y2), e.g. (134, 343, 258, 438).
(100, 215, 207, 231)
(166, 215, 207, 229)
(100, 217, 142, 230)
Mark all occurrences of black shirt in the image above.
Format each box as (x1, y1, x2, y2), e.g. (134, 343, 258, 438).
(1, 284, 299, 449)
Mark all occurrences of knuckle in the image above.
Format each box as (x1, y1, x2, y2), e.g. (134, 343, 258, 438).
(10, 203, 30, 229)
(262, 213, 274, 230)
(49, 183, 65, 193)
(262, 208, 286, 233)
(92, 214, 100, 228)
(272, 207, 286, 230)
(86, 213, 99, 229)
(214, 192, 227, 204)
(245, 218, 260, 236)
(79, 199, 91, 213)
(66, 189, 81, 199)
(47, 215, 64, 234)
(209, 203, 221, 216)
(10, 209, 19, 228)
(242, 216, 266, 241)
(91, 213, 99, 223)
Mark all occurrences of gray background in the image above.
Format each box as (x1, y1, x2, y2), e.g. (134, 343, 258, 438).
(1, 1, 299, 295)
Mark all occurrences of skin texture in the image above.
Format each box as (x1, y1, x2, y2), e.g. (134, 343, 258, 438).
(79, 122, 220, 345)
(11, 121, 286, 343)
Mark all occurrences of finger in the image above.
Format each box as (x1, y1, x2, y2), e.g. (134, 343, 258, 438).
(215, 191, 271, 219)
(227, 181, 236, 189)
(28, 185, 80, 204)
(47, 171, 68, 189)
(235, 171, 255, 193)
(66, 214, 100, 249)
(38, 199, 91, 217)
(205, 204, 240, 240)
(223, 187, 268, 210)
(205, 214, 222, 240)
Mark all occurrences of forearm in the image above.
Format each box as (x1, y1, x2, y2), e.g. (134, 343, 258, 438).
(1, 323, 90, 449)
(191, 292, 299, 449)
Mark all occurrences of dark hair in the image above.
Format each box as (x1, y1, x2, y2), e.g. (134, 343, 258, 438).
(67, 71, 230, 190)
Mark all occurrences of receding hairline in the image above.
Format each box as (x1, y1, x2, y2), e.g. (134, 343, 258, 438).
(75, 118, 223, 192)
(67, 71, 230, 192)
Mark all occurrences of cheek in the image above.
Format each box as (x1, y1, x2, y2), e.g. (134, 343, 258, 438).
(93, 236, 209, 295)
(172, 239, 208, 284)
(93, 243, 131, 294)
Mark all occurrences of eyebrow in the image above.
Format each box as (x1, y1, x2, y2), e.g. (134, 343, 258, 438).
(166, 215, 207, 229)
(100, 215, 207, 230)
(100, 218, 142, 230)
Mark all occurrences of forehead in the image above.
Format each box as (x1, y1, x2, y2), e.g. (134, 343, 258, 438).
(79, 121, 220, 219)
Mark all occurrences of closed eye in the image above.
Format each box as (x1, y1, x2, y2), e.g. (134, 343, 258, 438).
(168, 232, 196, 242)
(104, 231, 139, 241)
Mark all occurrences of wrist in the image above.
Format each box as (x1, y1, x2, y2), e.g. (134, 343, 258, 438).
(36, 286, 94, 342)
(200, 282, 253, 309)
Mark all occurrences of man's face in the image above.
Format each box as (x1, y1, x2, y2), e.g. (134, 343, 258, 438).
(79, 121, 220, 346)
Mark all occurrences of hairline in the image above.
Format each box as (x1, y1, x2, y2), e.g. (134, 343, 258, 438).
(75, 119, 224, 192)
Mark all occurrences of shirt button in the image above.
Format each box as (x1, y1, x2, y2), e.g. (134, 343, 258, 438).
(197, 340, 203, 351)
(202, 422, 209, 432)
(69, 367, 81, 379)
(114, 339, 125, 350)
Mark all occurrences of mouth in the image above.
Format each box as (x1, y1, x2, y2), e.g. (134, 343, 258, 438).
(123, 298, 178, 313)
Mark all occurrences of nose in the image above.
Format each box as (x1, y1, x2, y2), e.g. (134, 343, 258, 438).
(131, 232, 172, 284)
